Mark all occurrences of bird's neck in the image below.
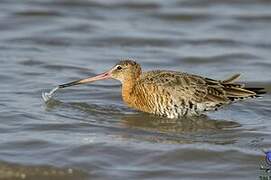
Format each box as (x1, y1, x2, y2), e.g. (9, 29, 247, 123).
(121, 77, 138, 105)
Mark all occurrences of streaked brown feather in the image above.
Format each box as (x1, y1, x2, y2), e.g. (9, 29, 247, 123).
(115, 61, 265, 118)
(127, 71, 264, 117)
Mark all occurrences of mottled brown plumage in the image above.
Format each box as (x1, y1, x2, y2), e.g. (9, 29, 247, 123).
(58, 59, 265, 118)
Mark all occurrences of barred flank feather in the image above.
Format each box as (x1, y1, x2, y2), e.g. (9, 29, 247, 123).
(117, 60, 266, 118)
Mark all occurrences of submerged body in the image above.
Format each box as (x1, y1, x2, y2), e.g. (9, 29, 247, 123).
(54, 60, 264, 119)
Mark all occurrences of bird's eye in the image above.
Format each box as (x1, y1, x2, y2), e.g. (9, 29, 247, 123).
(117, 66, 122, 70)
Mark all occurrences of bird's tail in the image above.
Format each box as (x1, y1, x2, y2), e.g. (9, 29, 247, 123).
(221, 74, 266, 101)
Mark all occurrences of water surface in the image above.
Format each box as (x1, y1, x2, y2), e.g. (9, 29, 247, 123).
(0, 0, 271, 179)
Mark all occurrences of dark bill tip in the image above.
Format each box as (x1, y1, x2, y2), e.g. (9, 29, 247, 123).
(58, 80, 81, 89)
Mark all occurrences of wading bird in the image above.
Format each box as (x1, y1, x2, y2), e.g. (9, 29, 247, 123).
(45, 60, 265, 119)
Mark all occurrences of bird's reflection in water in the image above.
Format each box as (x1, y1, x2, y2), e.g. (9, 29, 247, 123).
(121, 113, 240, 133)
(44, 99, 241, 145)
(120, 113, 241, 145)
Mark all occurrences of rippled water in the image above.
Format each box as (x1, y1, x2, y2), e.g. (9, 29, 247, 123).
(0, 0, 271, 179)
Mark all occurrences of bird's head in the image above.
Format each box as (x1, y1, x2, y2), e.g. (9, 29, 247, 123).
(111, 60, 141, 82)
(58, 59, 141, 88)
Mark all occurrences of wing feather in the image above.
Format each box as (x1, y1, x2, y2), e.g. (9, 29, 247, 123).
(139, 71, 259, 111)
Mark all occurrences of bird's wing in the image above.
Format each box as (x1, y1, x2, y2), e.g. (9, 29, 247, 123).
(139, 71, 250, 108)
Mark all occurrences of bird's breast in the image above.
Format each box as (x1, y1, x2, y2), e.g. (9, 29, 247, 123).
(122, 83, 171, 114)
(121, 83, 203, 118)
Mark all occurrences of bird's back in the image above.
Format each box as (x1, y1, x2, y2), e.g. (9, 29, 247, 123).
(125, 70, 264, 118)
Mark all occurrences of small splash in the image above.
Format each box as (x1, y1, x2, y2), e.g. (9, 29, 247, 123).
(42, 86, 59, 102)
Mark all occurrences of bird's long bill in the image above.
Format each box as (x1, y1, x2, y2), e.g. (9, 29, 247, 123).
(58, 71, 112, 89)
